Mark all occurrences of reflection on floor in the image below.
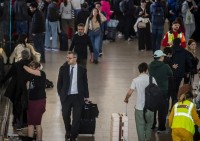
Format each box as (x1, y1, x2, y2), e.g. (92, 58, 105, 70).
(7, 38, 200, 141)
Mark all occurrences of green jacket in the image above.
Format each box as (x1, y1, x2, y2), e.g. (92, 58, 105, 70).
(149, 60, 173, 92)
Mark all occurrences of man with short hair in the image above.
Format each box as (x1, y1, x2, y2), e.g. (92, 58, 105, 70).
(57, 51, 90, 141)
(45, 0, 59, 50)
(149, 50, 173, 133)
(124, 62, 156, 141)
(69, 23, 93, 68)
(29, 2, 46, 63)
(162, 21, 186, 48)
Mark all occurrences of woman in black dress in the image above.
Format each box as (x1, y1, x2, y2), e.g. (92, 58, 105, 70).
(23, 61, 46, 141)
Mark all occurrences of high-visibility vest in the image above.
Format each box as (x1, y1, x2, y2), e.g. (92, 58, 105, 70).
(167, 31, 184, 47)
(171, 100, 195, 134)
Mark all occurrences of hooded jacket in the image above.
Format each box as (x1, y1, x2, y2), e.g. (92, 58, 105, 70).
(149, 60, 173, 91)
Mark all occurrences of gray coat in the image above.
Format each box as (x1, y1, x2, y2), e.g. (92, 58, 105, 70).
(181, 0, 197, 24)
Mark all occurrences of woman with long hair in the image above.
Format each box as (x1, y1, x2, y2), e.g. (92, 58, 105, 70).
(23, 61, 46, 141)
(9, 33, 40, 64)
(169, 85, 200, 141)
(184, 39, 199, 84)
(84, 8, 106, 64)
(60, 0, 74, 34)
(134, 0, 152, 51)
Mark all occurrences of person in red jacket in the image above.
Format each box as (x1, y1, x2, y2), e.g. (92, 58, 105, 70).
(162, 21, 186, 48)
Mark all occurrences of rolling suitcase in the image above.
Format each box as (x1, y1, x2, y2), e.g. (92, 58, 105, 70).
(79, 102, 99, 135)
(110, 113, 128, 141)
(59, 32, 68, 51)
(79, 118, 96, 134)
(107, 27, 117, 41)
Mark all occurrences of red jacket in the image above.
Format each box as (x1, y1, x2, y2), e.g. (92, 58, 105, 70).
(162, 31, 186, 48)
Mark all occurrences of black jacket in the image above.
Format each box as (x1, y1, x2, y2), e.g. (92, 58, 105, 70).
(171, 45, 192, 77)
(14, 0, 29, 21)
(185, 51, 199, 74)
(57, 63, 89, 104)
(69, 33, 93, 59)
(31, 9, 45, 34)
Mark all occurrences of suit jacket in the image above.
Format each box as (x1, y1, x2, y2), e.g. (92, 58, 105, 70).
(57, 62, 89, 104)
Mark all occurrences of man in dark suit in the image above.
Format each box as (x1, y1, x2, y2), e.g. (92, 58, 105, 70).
(57, 51, 89, 141)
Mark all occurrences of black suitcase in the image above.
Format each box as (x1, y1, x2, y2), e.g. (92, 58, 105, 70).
(59, 32, 68, 51)
(106, 27, 117, 41)
(79, 118, 96, 134)
(79, 102, 99, 134)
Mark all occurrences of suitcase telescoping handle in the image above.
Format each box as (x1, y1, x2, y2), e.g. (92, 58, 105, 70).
(126, 103, 128, 116)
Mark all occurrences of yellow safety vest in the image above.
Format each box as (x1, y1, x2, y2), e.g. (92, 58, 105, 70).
(167, 32, 182, 47)
(171, 100, 195, 134)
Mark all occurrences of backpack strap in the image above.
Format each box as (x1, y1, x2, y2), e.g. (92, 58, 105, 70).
(149, 76, 153, 84)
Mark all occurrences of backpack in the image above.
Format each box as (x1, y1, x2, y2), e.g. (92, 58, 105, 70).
(143, 76, 163, 122)
(47, 5, 59, 22)
(175, 0, 185, 14)
(151, 3, 165, 25)
(119, 0, 127, 13)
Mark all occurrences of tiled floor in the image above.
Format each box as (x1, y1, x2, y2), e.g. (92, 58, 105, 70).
(7, 38, 200, 141)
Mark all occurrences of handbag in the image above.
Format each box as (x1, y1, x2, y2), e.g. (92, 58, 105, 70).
(138, 22, 146, 28)
(185, 9, 194, 24)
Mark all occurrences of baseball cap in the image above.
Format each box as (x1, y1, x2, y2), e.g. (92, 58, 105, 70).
(153, 50, 166, 58)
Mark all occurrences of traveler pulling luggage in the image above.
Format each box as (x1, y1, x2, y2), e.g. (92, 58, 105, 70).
(79, 101, 99, 135)
(59, 32, 68, 51)
(110, 105, 128, 141)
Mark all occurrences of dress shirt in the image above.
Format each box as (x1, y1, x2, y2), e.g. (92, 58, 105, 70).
(69, 64, 78, 94)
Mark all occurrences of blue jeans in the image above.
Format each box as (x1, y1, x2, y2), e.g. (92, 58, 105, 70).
(88, 29, 101, 60)
(152, 27, 164, 53)
(45, 20, 58, 48)
(16, 20, 28, 35)
(33, 33, 45, 61)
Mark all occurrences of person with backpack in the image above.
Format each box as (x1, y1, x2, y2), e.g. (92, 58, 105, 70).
(45, 0, 60, 50)
(124, 62, 157, 141)
(149, 50, 173, 133)
(171, 38, 193, 104)
(150, 0, 166, 52)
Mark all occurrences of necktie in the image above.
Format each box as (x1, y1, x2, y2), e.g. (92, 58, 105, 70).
(68, 67, 74, 95)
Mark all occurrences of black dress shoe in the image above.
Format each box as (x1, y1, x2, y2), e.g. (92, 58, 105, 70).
(70, 138, 76, 141)
(65, 134, 70, 140)
(93, 59, 99, 64)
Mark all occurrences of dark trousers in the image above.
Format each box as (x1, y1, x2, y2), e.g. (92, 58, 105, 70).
(33, 33, 45, 62)
(124, 15, 135, 40)
(138, 22, 152, 50)
(174, 76, 183, 97)
(77, 58, 87, 69)
(153, 91, 168, 130)
(168, 76, 177, 109)
(151, 27, 164, 53)
(61, 95, 82, 138)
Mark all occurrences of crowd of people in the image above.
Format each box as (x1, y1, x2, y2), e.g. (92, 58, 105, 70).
(0, 0, 200, 140)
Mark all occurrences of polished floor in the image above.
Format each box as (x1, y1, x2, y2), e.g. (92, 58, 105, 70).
(7, 37, 200, 141)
